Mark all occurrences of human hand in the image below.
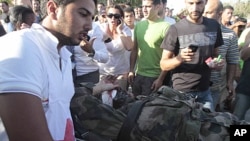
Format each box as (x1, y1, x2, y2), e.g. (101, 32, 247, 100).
(116, 18, 124, 34)
(177, 47, 194, 62)
(80, 36, 96, 53)
(128, 72, 134, 84)
(208, 57, 225, 70)
(93, 75, 119, 95)
(151, 78, 163, 92)
(20, 23, 31, 30)
(234, 21, 246, 28)
(226, 82, 235, 101)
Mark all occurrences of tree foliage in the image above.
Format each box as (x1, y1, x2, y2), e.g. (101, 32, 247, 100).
(224, 0, 250, 19)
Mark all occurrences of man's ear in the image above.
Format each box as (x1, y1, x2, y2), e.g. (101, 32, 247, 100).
(46, 0, 58, 20)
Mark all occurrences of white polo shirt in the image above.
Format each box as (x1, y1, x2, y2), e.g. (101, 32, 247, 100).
(0, 23, 75, 141)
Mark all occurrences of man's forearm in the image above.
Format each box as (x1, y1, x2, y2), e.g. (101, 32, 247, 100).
(240, 46, 250, 61)
(227, 64, 237, 84)
(158, 71, 168, 82)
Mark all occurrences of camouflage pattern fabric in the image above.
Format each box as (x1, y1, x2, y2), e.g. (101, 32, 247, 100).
(70, 86, 250, 141)
(71, 87, 126, 140)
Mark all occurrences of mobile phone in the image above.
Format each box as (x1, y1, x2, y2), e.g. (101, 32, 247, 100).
(86, 35, 90, 41)
(117, 19, 121, 25)
(189, 45, 198, 52)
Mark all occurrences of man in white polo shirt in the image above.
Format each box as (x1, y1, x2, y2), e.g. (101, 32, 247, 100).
(0, 0, 102, 141)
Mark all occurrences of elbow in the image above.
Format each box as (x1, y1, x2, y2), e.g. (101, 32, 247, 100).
(160, 60, 166, 71)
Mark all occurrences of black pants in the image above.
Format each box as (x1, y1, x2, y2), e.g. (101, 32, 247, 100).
(75, 70, 100, 85)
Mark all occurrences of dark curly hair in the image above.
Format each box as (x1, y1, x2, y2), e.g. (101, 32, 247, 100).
(40, 0, 97, 21)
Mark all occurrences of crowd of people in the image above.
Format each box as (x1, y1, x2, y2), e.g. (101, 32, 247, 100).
(0, 0, 250, 140)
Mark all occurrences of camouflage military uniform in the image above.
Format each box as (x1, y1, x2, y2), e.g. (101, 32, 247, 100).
(70, 86, 249, 141)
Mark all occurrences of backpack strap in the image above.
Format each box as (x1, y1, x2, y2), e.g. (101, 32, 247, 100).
(117, 99, 148, 141)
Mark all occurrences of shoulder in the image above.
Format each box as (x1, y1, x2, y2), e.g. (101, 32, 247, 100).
(203, 17, 220, 26)
(135, 20, 147, 26)
(0, 29, 39, 51)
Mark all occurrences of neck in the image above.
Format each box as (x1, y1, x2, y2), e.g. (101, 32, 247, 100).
(147, 15, 161, 23)
(127, 24, 134, 29)
(41, 19, 63, 51)
(187, 16, 203, 24)
(221, 20, 230, 27)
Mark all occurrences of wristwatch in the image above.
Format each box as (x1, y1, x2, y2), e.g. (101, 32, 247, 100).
(104, 38, 112, 43)
(87, 49, 95, 57)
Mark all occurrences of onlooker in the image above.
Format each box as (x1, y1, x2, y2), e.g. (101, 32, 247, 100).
(32, 0, 42, 23)
(128, 0, 170, 96)
(233, 42, 250, 120)
(123, 7, 135, 32)
(160, 0, 176, 25)
(0, 0, 105, 141)
(0, 22, 6, 36)
(93, 2, 105, 22)
(9, 5, 35, 31)
(232, 17, 247, 37)
(160, 0, 224, 111)
(95, 8, 107, 25)
(73, 22, 109, 85)
(99, 5, 133, 91)
(0, 1, 11, 33)
(134, 6, 143, 22)
(203, 0, 239, 112)
(123, 7, 136, 90)
(221, 5, 234, 27)
(221, 5, 246, 33)
(0, 1, 9, 20)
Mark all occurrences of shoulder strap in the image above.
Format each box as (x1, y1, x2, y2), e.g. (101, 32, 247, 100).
(66, 46, 77, 85)
(117, 99, 148, 141)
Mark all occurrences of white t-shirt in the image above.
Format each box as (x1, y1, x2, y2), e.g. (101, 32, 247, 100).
(99, 23, 132, 75)
(164, 16, 176, 25)
(74, 22, 109, 76)
(0, 23, 75, 141)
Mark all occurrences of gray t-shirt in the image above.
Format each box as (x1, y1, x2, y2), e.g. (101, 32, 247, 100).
(161, 17, 223, 92)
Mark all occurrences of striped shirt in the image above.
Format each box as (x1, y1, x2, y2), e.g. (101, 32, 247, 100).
(210, 25, 239, 90)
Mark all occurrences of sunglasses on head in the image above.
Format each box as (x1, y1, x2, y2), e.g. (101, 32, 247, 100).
(107, 13, 121, 19)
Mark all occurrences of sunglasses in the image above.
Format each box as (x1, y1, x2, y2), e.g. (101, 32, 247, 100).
(107, 13, 121, 19)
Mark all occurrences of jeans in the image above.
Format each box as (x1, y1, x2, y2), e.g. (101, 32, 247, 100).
(185, 89, 214, 111)
(132, 74, 158, 96)
(211, 89, 220, 108)
(233, 93, 250, 120)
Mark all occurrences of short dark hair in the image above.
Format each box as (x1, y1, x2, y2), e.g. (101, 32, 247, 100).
(223, 5, 234, 12)
(0, 1, 9, 6)
(153, 0, 162, 5)
(162, 0, 167, 5)
(124, 7, 135, 16)
(40, 0, 97, 21)
(9, 5, 34, 30)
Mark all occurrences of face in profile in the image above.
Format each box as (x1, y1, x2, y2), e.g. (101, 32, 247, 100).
(54, 0, 95, 46)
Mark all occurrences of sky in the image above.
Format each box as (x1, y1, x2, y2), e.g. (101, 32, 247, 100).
(167, 0, 235, 15)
